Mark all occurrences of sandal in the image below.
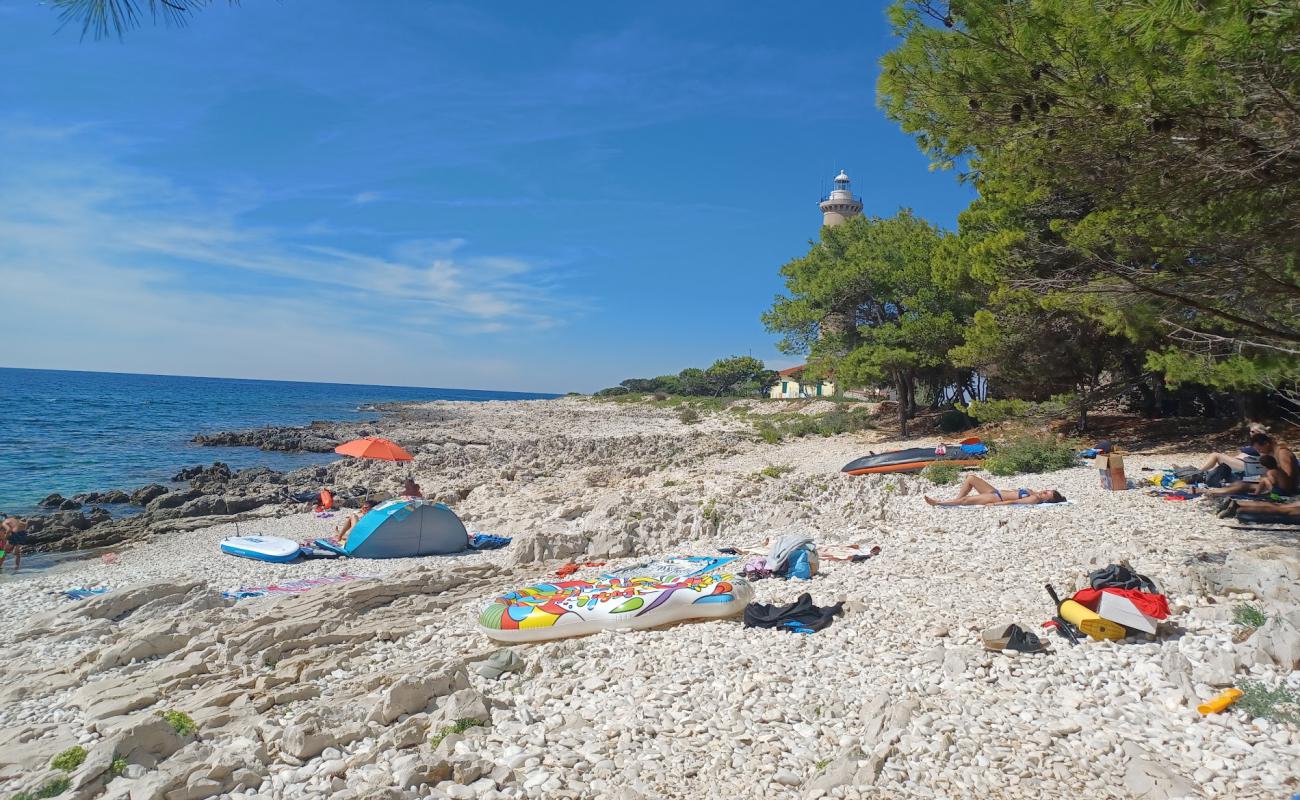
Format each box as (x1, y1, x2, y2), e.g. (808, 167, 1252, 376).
(982, 623, 1046, 653)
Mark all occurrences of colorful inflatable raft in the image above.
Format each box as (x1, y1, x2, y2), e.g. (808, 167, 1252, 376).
(478, 573, 753, 643)
(841, 439, 988, 476)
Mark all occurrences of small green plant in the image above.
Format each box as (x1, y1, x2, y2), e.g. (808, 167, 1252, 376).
(677, 407, 701, 424)
(815, 758, 832, 770)
(1232, 603, 1267, 629)
(159, 710, 197, 737)
(109, 757, 128, 778)
(701, 498, 722, 527)
(1237, 680, 1300, 724)
(50, 746, 87, 772)
(429, 718, 485, 749)
(921, 462, 962, 486)
(758, 426, 781, 444)
(755, 464, 794, 480)
(662, 479, 679, 487)
(12, 776, 73, 800)
(984, 435, 1079, 476)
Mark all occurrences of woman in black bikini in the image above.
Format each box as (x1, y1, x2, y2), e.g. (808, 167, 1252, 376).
(925, 475, 1066, 507)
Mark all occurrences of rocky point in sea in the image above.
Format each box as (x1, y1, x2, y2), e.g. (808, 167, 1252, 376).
(1, 396, 1297, 800)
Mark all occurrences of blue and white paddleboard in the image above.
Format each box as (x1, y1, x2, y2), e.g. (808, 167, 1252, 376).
(219, 535, 302, 563)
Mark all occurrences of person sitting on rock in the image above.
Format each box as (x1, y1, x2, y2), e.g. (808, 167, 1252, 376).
(400, 478, 423, 499)
(335, 500, 375, 545)
(924, 475, 1066, 507)
(1207, 433, 1297, 497)
(0, 515, 28, 571)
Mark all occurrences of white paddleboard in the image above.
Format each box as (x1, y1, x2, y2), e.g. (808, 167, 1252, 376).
(220, 535, 302, 563)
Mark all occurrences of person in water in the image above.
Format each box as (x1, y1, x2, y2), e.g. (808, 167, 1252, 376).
(925, 475, 1066, 507)
(1207, 433, 1297, 497)
(400, 478, 423, 499)
(0, 515, 28, 571)
(335, 500, 375, 545)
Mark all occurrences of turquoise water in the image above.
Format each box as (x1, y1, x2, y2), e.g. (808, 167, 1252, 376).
(0, 368, 555, 516)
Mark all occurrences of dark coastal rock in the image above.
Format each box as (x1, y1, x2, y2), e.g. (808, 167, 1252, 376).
(173, 462, 234, 487)
(192, 425, 342, 453)
(101, 490, 132, 504)
(38, 493, 79, 510)
(130, 484, 170, 506)
(72, 491, 102, 504)
(146, 489, 203, 513)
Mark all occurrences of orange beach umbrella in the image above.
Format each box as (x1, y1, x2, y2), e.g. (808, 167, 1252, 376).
(334, 437, 413, 462)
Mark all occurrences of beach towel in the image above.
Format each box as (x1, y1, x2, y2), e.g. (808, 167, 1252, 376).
(59, 586, 110, 601)
(743, 593, 843, 634)
(944, 500, 1076, 510)
(468, 533, 512, 551)
(222, 574, 370, 601)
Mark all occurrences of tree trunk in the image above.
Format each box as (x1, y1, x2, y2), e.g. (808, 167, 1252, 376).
(896, 373, 911, 437)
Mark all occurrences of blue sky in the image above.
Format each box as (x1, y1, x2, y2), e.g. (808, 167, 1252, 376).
(0, 2, 974, 393)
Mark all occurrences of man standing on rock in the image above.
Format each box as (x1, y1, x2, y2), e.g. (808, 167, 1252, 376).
(0, 515, 28, 571)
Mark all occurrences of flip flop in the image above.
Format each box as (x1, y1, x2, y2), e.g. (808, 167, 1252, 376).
(982, 623, 1046, 653)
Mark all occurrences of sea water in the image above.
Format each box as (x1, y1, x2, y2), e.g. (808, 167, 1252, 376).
(0, 368, 555, 515)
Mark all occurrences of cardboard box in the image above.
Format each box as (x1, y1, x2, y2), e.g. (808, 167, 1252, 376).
(1096, 591, 1158, 634)
(1098, 453, 1126, 490)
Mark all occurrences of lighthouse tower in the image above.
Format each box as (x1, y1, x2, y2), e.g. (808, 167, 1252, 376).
(819, 170, 863, 227)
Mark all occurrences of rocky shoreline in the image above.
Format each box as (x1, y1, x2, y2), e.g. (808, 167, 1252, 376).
(1, 397, 1298, 800)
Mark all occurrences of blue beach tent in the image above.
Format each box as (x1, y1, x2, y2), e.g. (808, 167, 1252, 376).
(324, 499, 469, 558)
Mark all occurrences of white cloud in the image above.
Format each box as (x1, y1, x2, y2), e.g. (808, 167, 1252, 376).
(0, 123, 584, 391)
(350, 190, 382, 204)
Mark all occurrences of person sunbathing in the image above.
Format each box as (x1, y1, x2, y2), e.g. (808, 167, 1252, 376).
(925, 475, 1065, 507)
(335, 500, 374, 545)
(1217, 498, 1300, 520)
(400, 478, 423, 499)
(1206, 433, 1297, 497)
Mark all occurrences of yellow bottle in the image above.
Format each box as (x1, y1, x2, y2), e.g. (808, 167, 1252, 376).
(1197, 688, 1244, 716)
(1058, 599, 1127, 641)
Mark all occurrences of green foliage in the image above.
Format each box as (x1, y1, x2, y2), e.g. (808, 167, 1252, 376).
(753, 405, 875, 442)
(676, 407, 701, 425)
(1237, 680, 1300, 724)
(815, 758, 833, 771)
(11, 776, 72, 800)
(1232, 604, 1268, 630)
(984, 436, 1079, 476)
(50, 746, 86, 772)
(937, 409, 970, 433)
(921, 463, 962, 486)
(701, 499, 721, 526)
(598, 357, 777, 399)
(879, 0, 1300, 386)
(764, 211, 979, 435)
(429, 718, 485, 750)
(159, 711, 197, 737)
(962, 396, 1072, 425)
(109, 757, 128, 778)
(753, 465, 795, 480)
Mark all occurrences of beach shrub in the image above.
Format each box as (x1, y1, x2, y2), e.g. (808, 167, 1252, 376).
(1237, 680, 1300, 724)
(159, 711, 197, 737)
(109, 757, 128, 778)
(12, 776, 72, 800)
(677, 407, 701, 424)
(429, 718, 484, 750)
(755, 465, 794, 480)
(921, 463, 961, 486)
(984, 436, 1078, 476)
(50, 746, 86, 772)
(937, 409, 971, 433)
(1232, 604, 1267, 630)
(753, 406, 874, 442)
